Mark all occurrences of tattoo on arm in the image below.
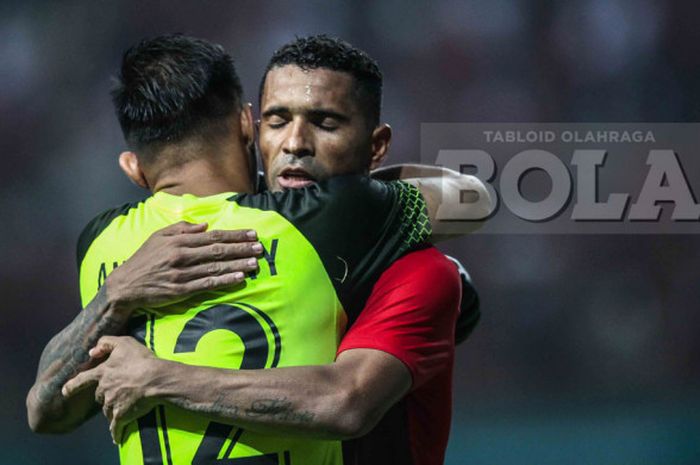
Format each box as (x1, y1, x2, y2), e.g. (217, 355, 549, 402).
(245, 398, 315, 424)
(168, 394, 315, 428)
(32, 287, 127, 420)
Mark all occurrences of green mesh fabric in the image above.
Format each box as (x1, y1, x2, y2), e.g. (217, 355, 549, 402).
(393, 181, 432, 251)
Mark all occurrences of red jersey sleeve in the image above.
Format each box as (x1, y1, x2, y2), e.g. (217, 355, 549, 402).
(337, 246, 461, 390)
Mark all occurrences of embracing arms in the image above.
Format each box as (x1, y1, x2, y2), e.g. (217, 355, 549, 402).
(26, 285, 129, 433)
(29, 164, 476, 435)
(27, 222, 261, 433)
(63, 248, 460, 443)
(151, 348, 409, 439)
(372, 164, 493, 240)
(64, 338, 410, 442)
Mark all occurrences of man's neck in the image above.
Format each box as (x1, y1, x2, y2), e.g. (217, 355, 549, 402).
(150, 159, 254, 197)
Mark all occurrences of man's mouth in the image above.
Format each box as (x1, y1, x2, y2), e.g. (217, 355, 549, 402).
(277, 168, 316, 189)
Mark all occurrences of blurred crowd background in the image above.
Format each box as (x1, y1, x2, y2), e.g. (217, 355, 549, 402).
(2, 1, 699, 464)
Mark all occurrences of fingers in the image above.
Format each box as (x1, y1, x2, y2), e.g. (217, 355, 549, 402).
(108, 400, 124, 444)
(88, 335, 120, 359)
(176, 228, 258, 248)
(172, 241, 263, 267)
(62, 367, 102, 398)
(110, 418, 119, 444)
(110, 403, 144, 445)
(160, 221, 208, 236)
(183, 272, 249, 293)
(95, 383, 106, 405)
(102, 398, 113, 421)
(110, 416, 127, 445)
(173, 258, 259, 283)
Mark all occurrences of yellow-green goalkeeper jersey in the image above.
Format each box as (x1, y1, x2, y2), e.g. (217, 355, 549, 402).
(77, 176, 431, 465)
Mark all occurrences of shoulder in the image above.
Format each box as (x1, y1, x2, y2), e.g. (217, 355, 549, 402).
(76, 199, 145, 268)
(356, 246, 461, 329)
(228, 176, 419, 237)
(339, 246, 460, 387)
(375, 247, 462, 301)
(230, 175, 396, 210)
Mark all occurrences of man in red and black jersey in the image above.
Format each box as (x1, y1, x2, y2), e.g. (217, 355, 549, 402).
(196, 35, 482, 464)
(253, 36, 481, 465)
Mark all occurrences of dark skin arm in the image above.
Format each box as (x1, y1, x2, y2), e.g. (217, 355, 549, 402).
(27, 286, 126, 433)
(63, 241, 461, 444)
(53, 165, 474, 439)
(370, 163, 447, 181)
(27, 222, 262, 433)
(63, 336, 411, 442)
(372, 164, 493, 240)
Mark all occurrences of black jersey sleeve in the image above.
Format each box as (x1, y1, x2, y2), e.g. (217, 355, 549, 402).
(76, 199, 145, 271)
(445, 256, 481, 345)
(230, 175, 432, 321)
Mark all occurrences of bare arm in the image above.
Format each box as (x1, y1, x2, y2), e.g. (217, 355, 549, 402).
(152, 348, 410, 440)
(27, 222, 261, 433)
(63, 337, 410, 442)
(63, 250, 460, 444)
(372, 163, 493, 240)
(370, 163, 446, 181)
(26, 286, 130, 433)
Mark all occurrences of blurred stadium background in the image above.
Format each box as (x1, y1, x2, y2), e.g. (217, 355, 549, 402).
(2, 1, 699, 464)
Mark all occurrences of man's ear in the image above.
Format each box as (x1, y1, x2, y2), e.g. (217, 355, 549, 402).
(369, 123, 392, 171)
(240, 103, 254, 147)
(240, 103, 258, 182)
(118, 151, 149, 189)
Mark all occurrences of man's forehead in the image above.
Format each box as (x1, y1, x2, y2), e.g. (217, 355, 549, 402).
(262, 65, 358, 110)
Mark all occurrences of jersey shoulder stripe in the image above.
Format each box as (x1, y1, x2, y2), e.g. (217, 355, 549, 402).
(231, 176, 431, 258)
(231, 176, 432, 323)
(76, 198, 146, 269)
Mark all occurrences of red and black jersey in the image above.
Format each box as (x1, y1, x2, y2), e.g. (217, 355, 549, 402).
(338, 246, 463, 465)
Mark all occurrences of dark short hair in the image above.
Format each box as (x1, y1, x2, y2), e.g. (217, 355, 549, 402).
(111, 34, 242, 157)
(260, 34, 383, 127)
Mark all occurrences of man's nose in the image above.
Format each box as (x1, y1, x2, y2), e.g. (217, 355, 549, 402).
(282, 120, 313, 158)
